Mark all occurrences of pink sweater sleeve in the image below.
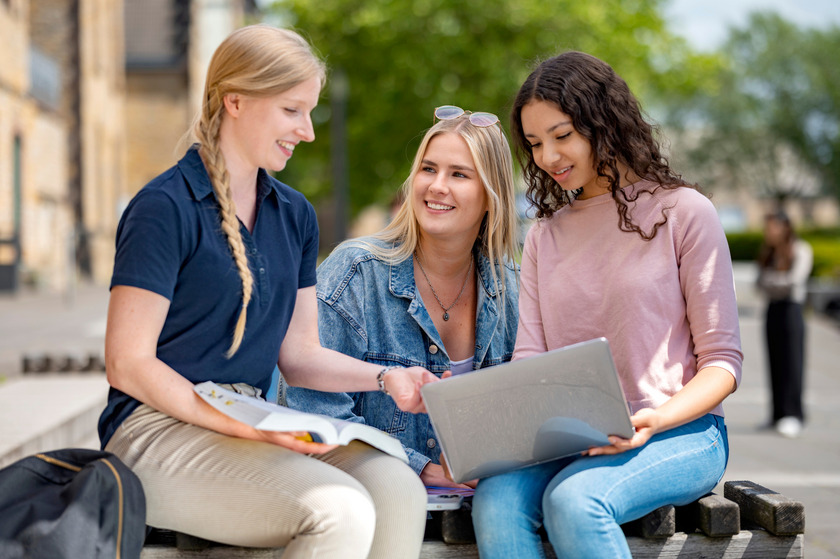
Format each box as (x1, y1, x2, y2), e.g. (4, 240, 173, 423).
(675, 191, 743, 385)
(513, 223, 548, 361)
(511, 184, 742, 415)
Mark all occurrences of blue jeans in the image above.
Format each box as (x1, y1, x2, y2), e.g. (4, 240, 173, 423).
(472, 414, 729, 559)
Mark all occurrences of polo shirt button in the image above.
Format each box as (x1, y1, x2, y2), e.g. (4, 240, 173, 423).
(251, 248, 257, 255)
(427, 438, 436, 449)
(429, 344, 438, 354)
(259, 268, 266, 275)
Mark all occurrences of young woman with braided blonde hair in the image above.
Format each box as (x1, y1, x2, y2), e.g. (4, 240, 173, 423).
(98, 24, 436, 558)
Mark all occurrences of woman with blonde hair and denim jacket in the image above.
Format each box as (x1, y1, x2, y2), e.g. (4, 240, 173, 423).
(286, 107, 520, 489)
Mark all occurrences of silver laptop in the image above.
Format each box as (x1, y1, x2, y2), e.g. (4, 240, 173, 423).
(421, 338, 634, 483)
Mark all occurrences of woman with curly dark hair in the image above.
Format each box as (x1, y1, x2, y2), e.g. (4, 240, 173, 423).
(470, 51, 743, 559)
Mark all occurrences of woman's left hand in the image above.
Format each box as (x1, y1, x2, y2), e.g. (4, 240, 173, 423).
(583, 408, 661, 456)
(384, 367, 443, 414)
(583, 367, 737, 457)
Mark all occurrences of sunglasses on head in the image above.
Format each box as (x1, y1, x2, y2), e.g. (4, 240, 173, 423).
(434, 105, 500, 128)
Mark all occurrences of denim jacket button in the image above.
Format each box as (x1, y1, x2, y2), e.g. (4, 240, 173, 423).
(429, 344, 439, 354)
(427, 438, 436, 449)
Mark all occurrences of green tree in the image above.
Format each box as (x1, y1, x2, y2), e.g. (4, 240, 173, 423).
(264, 0, 721, 243)
(672, 13, 840, 205)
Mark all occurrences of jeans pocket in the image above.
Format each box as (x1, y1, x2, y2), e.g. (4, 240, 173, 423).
(703, 414, 729, 484)
(715, 415, 730, 472)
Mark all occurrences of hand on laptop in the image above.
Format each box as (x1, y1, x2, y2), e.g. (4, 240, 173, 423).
(386, 368, 452, 414)
(385, 366, 443, 413)
(422, 463, 465, 488)
(583, 408, 657, 456)
(422, 462, 476, 489)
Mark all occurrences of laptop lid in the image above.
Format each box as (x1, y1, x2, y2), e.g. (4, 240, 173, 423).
(421, 338, 634, 483)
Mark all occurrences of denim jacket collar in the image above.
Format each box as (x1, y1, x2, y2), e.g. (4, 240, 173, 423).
(387, 249, 504, 365)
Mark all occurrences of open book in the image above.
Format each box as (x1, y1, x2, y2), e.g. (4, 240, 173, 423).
(194, 381, 408, 464)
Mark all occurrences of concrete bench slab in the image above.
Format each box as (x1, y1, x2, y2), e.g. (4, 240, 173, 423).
(0, 374, 109, 468)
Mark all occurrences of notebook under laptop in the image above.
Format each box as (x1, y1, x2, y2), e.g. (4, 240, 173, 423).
(425, 487, 473, 510)
(421, 338, 634, 484)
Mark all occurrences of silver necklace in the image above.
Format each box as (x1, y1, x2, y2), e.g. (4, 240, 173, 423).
(414, 251, 473, 321)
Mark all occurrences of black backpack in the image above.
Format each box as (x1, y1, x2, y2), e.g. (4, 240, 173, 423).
(0, 448, 146, 559)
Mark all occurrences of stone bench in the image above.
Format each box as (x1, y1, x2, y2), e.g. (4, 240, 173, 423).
(141, 480, 804, 558)
(0, 375, 109, 469)
(21, 352, 106, 373)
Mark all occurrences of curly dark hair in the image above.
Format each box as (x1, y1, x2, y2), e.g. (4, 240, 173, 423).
(511, 51, 699, 240)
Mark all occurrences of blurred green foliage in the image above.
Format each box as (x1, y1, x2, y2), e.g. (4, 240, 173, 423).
(265, 0, 724, 216)
(806, 233, 840, 279)
(726, 229, 840, 279)
(670, 13, 840, 204)
(725, 231, 764, 262)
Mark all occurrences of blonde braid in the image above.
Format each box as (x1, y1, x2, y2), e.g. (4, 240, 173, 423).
(197, 97, 254, 358)
(186, 24, 326, 358)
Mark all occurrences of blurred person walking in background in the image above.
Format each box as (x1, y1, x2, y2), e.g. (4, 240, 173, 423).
(756, 210, 813, 438)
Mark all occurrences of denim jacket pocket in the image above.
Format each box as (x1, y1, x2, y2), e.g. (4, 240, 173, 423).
(386, 408, 409, 434)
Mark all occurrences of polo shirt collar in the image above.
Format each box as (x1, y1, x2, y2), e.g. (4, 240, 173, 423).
(178, 145, 289, 205)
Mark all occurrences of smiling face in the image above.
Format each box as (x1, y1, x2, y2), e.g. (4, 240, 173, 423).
(412, 132, 488, 244)
(222, 75, 321, 173)
(520, 99, 609, 200)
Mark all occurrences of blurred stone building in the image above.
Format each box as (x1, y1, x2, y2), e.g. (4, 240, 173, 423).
(1, 0, 127, 291)
(0, 0, 256, 293)
(124, 0, 257, 200)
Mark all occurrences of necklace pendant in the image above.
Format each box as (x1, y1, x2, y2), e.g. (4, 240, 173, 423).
(443, 312, 450, 321)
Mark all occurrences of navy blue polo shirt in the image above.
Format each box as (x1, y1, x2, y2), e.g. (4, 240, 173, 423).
(98, 147, 319, 447)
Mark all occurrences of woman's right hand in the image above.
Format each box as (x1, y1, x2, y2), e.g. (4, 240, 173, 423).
(255, 429, 339, 454)
(384, 366, 445, 413)
(420, 462, 475, 489)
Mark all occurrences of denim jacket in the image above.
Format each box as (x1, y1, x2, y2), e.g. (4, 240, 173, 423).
(284, 237, 519, 475)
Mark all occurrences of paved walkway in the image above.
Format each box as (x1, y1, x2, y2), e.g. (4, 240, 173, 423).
(0, 283, 109, 380)
(0, 265, 838, 556)
(720, 264, 840, 558)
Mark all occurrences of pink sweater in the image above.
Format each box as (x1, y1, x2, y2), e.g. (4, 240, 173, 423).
(515, 181, 743, 417)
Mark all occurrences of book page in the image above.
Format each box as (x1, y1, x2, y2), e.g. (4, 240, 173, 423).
(194, 381, 336, 437)
(333, 422, 408, 463)
(194, 382, 408, 464)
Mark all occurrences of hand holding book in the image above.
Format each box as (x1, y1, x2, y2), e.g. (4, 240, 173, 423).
(194, 381, 408, 462)
(252, 428, 338, 455)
